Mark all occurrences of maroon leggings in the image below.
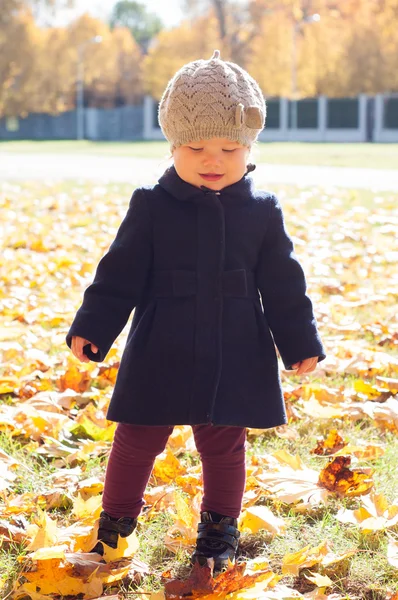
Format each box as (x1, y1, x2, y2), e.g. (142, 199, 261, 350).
(102, 423, 247, 520)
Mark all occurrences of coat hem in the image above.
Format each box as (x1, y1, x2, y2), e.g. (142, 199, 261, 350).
(105, 416, 288, 429)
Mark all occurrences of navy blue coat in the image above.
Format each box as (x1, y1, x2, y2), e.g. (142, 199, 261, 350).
(66, 165, 326, 428)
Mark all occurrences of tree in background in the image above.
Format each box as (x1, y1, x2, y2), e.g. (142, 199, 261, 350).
(1, 0, 397, 117)
(0, 7, 43, 117)
(108, 26, 143, 106)
(178, 0, 398, 97)
(109, 1, 163, 54)
(44, 13, 143, 111)
(182, 0, 265, 67)
(0, 7, 144, 117)
(246, 0, 352, 98)
(142, 13, 221, 101)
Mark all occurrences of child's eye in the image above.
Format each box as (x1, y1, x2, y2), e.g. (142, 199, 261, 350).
(188, 147, 237, 152)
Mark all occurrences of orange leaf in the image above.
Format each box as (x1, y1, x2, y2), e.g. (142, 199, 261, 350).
(318, 456, 374, 497)
(311, 429, 346, 455)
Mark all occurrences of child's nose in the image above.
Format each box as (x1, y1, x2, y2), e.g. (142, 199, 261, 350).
(203, 152, 222, 165)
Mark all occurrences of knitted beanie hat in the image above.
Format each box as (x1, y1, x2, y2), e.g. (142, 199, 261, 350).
(158, 49, 266, 151)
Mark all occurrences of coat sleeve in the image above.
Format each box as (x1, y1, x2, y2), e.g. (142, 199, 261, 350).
(255, 194, 326, 371)
(65, 188, 153, 362)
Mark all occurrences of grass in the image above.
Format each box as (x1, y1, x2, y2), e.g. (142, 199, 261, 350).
(244, 417, 398, 597)
(1, 401, 397, 597)
(1, 140, 398, 170)
(0, 178, 397, 598)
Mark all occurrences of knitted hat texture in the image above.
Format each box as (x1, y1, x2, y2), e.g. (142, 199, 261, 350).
(158, 50, 266, 151)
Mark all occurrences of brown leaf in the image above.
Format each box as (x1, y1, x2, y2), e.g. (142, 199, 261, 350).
(164, 559, 215, 596)
(318, 456, 374, 497)
(164, 559, 278, 599)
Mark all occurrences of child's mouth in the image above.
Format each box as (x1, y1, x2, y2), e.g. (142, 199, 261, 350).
(199, 174, 224, 181)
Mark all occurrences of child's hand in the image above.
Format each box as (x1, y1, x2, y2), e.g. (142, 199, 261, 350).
(71, 336, 99, 363)
(291, 357, 318, 375)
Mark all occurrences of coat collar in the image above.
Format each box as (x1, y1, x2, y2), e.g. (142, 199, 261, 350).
(157, 164, 256, 205)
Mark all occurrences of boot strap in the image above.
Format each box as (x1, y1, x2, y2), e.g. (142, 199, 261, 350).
(197, 523, 240, 551)
(98, 518, 136, 538)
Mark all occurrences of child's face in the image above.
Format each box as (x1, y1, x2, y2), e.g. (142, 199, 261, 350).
(172, 137, 251, 191)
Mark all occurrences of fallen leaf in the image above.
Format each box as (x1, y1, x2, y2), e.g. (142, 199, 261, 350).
(239, 505, 287, 536)
(318, 456, 374, 497)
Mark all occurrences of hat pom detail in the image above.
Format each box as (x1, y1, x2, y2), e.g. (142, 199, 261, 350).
(211, 49, 221, 60)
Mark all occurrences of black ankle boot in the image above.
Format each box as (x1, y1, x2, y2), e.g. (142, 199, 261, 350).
(190, 511, 240, 574)
(91, 510, 138, 556)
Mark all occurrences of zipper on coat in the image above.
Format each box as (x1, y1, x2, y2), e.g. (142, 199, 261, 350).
(200, 186, 224, 423)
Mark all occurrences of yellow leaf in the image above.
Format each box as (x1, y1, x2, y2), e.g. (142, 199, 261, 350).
(99, 562, 131, 584)
(239, 505, 286, 536)
(336, 491, 398, 532)
(152, 446, 186, 483)
(354, 379, 382, 398)
(174, 472, 202, 495)
(282, 541, 329, 576)
(299, 396, 344, 419)
(333, 443, 385, 460)
(29, 545, 68, 560)
(304, 571, 333, 587)
(26, 509, 59, 551)
(18, 558, 103, 598)
(0, 377, 18, 394)
(321, 548, 358, 567)
(61, 522, 98, 553)
(77, 476, 104, 498)
(245, 556, 271, 573)
(167, 425, 194, 450)
(164, 490, 201, 551)
(102, 530, 139, 562)
(72, 493, 102, 520)
(69, 414, 116, 442)
(174, 490, 195, 529)
(272, 450, 306, 470)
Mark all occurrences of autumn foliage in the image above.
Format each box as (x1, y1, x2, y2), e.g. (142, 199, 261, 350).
(0, 180, 397, 598)
(1, 0, 398, 117)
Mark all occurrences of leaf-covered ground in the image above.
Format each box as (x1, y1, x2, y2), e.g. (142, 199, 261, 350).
(0, 180, 397, 599)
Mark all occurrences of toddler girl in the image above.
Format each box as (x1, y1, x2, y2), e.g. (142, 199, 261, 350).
(66, 49, 326, 574)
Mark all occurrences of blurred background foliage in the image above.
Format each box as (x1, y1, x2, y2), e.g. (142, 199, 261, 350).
(1, 0, 398, 118)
